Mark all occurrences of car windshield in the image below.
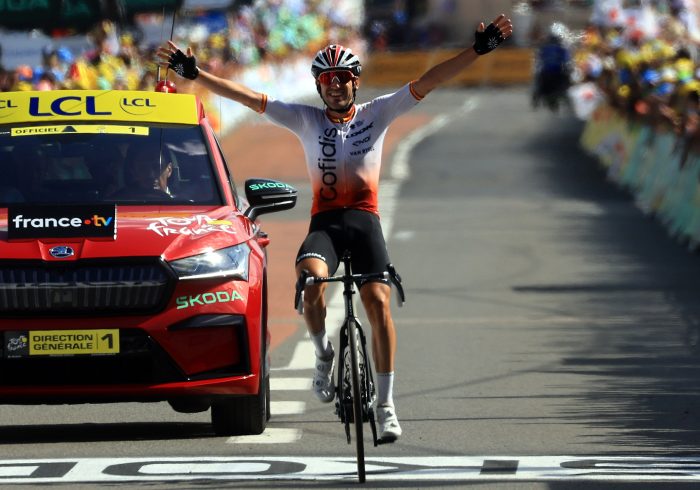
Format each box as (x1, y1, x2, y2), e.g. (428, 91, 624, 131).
(0, 124, 223, 206)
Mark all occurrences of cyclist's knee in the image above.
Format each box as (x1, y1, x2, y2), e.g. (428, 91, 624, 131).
(360, 282, 391, 311)
(296, 257, 327, 276)
(303, 282, 326, 307)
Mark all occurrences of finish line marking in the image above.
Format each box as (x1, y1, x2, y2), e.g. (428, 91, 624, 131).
(1, 456, 700, 483)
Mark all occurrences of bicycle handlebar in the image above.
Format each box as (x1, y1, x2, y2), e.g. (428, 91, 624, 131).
(294, 264, 405, 314)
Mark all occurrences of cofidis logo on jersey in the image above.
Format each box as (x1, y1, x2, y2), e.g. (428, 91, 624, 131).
(8, 205, 117, 240)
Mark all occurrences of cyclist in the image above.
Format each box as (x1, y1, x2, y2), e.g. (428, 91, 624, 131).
(159, 13, 512, 442)
(532, 23, 572, 109)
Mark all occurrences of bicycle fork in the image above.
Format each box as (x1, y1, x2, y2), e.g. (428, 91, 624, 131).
(335, 317, 378, 447)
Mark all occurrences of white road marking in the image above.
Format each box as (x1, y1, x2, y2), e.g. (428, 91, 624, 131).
(4, 456, 700, 482)
(275, 301, 345, 370)
(270, 377, 310, 390)
(270, 401, 306, 415)
(274, 340, 313, 371)
(390, 114, 448, 181)
(390, 97, 479, 181)
(393, 230, 415, 241)
(0, 466, 36, 477)
(225, 428, 302, 445)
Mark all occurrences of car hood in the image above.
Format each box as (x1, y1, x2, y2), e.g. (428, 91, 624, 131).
(0, 206, 253, 262)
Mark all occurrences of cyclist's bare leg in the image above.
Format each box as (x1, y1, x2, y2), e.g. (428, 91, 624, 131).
(297, 257, 336, 403)
(296, 258, 330, 337)
(360, 281, 402, 440)
(359, 282, 396, 373)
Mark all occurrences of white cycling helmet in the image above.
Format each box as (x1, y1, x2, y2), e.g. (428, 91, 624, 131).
(311, 44, 362, 79)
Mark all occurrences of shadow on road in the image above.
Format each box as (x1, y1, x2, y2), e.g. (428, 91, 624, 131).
(523, 114, 700, 454)
(0, 422, 214, 444)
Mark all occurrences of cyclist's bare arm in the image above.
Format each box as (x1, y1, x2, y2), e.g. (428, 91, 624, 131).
(158, 41, 265, 112)
(411, 48, 480, 98)
(196, 69, 265, 112)
(411, 14, 513, 98)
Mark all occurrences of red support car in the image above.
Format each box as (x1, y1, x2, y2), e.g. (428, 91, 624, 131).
(0, 88, 297, 435)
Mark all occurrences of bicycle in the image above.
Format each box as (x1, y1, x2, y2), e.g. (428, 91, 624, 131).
(294, 251, 405, 483)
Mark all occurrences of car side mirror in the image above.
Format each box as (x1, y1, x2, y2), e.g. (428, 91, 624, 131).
(244, 178, 297, 221)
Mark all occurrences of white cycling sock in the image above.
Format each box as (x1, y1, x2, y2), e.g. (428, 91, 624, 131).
(376, 372, 394, 407)
(311, 329, 332, 359)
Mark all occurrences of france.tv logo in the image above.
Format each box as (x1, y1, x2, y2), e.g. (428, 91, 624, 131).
(8, 205, 117, 240)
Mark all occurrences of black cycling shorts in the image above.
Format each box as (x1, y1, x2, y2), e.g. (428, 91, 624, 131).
(296, 208, 390, 284)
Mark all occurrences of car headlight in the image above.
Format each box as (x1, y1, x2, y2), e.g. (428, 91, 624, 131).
(169, 243, 250, 280)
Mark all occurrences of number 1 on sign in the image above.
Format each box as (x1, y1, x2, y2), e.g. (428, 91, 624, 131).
(101, 333, 114, 349)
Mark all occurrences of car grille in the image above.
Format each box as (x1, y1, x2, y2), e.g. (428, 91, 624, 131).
(0, 259, 174, 316)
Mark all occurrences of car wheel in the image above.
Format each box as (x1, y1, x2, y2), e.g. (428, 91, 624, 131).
(211, 371, 269, 436)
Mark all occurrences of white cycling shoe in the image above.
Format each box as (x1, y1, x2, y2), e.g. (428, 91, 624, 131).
(312, 346, 335, 403)
(376, 404, 402, 442)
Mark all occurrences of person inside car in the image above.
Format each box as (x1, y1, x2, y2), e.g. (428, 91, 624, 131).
(159, 13, 512, 442)
(110, 144, 173, 200)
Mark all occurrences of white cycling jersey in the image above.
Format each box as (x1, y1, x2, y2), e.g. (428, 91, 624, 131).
(260, 82, 423, 216)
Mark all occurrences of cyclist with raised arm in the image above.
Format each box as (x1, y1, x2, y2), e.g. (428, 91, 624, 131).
(159, 14, 512, 442)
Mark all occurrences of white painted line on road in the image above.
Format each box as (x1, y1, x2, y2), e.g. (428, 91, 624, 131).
(270, 377, 310, 390)
(225, 428, 302, 444)
(0, 466, 35, 477)
(390, 96, 479, 181)
(274, 340, 313, 371)
(393, 230, 415, 241)
(270, 401, 306, 415)
(391, 114, 448, 180)
(276, 302, 345, 370)
(6, 455, 700, 482)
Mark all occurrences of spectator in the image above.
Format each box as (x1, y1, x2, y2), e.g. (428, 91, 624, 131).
(0, 0, 363, 93)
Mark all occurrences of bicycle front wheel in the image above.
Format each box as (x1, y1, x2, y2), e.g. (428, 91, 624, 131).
(348, 317, 366, 482)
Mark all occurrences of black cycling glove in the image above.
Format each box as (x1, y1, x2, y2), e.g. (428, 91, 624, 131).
(168, 49, 199, 80)
(473, 23, 505, 55)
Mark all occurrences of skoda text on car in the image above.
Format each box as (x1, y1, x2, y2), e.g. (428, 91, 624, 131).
(0, 87, 297, 435)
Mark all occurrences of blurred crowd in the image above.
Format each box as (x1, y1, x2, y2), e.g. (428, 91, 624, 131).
(572, 0, 700, 156)
(0, 0, 363, 93)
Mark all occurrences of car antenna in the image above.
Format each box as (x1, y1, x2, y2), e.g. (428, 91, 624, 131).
(155, 6, 177, 93)
(154, 5, 178, 174)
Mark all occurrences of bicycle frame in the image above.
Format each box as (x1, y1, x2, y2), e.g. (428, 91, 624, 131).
(334, 253, 378, 446)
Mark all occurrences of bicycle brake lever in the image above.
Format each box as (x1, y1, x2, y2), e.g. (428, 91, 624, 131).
(387, 263, 402, 283)
(386, 264, 406, 307)
(294, 270, 309, 314)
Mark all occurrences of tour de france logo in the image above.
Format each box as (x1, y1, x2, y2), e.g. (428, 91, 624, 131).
(6, 333, 28, 357)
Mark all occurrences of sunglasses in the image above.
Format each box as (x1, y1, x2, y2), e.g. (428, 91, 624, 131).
(317, 70, 356, 85)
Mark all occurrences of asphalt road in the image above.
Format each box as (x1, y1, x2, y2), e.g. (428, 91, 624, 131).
(3, 87, 700, 488)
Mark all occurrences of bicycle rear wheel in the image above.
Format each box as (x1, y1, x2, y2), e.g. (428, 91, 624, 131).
(348, 317, 366, 482)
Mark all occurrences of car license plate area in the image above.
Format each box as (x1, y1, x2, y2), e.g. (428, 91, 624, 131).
(4, 329, 120, 358)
